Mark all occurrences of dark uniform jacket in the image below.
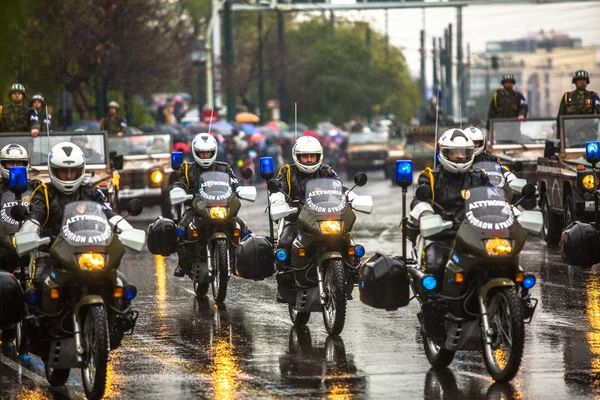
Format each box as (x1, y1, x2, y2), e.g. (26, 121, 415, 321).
(474, 151, 501, 164)
(487, 89, 528, 129)
(410, 166, 489, 222)
(29, 109, 52, 132)
(173, 161, 238, 195)
(101, 115, 127, 136)
(0, 102, 31, 132)
(557, 89, 600, 117)
(29, 181, 114, 237)
(276, 164, 338, 205)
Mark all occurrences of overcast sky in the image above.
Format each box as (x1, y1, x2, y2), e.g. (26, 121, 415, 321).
(334, 1, 600, 80)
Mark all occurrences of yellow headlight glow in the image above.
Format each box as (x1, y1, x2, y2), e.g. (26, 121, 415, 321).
(485, 238, 512, 256)
(150, 170, 164, 184)
(78, 253, 106, 271)
(210, 207, 228, 219)
(319, 220, 342, 235)
(582, 174, 595, 190)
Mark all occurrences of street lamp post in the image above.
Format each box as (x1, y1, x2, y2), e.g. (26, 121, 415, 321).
(191, 39, 208, 117)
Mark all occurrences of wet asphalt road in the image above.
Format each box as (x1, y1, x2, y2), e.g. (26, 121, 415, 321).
(3, 173, 600, 399)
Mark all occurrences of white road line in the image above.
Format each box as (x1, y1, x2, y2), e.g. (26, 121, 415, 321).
(0, 353, 49, 386)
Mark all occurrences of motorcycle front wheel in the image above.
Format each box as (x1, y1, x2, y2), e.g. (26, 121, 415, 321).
(483, 287, 525, 382)
(211, 239, 229, 303)
(322, 259, 347, 336)
(81, 304, 109, 400)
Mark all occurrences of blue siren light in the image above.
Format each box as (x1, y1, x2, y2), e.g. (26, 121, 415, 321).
(395, 160, 413, 187)
(176, 227, 185, 237)
(24, 288, 40, 304)
(171, 152, 184, 169)
(355, 245, 365, 258)
(9, 166, 28, 190)
(522, 274, 536, 290)
(124, 285, 137, 301)
(260, 157, 275, 175)
(586, 141, 600, 164)
(422, 275, 437, 291)
(275, 249, 288, 262)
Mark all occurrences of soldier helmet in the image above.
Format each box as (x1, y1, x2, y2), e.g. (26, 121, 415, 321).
(29, 94, 45, 107)
(572, 70, 590, 84)
(108, 101, 120, 110)
(9, 83, 26, 97)
(501, 74, 516, 84)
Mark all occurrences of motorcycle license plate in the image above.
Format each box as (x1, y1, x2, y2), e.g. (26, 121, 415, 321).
(586, 200, 595, 211)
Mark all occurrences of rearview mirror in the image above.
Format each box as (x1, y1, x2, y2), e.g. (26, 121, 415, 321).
(511, 161, 523, 173)
(522, 183, 536, 199)
(10, 205, 28, 222)
(126, 199, 144, 216)
(267, 179, 282, 194)
(112, 154, 124, 171)
(416, 185, 433, 202)
(353, 172, 368, 187)
(241, 168, 253, 180)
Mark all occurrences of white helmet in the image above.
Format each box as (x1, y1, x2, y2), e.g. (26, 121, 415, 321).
(292, 136, 323, 174)
(48, 142, 86, 195)
(464, 126, 485, 157)
(192, 133, 218, 168)
(438, 129, 475, 174)
(0, 144, 29, 180)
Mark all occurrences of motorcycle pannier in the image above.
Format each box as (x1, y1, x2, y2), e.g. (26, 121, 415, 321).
(235, 234, 275, 280)
(0, 271, 24, 327)
(359, 253, 409, 310)
(147, 217, 178, 256)
(561, 221, 600, 268)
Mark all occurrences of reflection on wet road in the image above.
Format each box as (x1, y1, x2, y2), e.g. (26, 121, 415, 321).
(2, 176, 600, 399)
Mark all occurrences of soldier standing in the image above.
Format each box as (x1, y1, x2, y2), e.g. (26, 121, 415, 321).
(487, 74, 528, 130)
(0, 83, 31, 133)
(29, 94, 52, 137)
(557, 70, 600, 117)
(100, 101, 127, 136)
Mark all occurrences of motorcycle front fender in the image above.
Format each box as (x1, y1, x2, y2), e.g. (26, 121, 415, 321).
(317, 251, 343, 269)
(209, 232, 228, 243)
(479, 278, 515, 301)
(74, 295, 105, 316)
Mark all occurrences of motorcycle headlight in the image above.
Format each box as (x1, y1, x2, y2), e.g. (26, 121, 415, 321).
(78, 253, 106, 271)
(150, 170, 164, 184)
(209, 207, 228, 219)
(319, 220, 342, 235)
(582, 174, 595, 190)
(484, 238, 512, 256)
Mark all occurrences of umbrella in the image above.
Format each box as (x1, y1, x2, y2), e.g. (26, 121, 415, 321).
(236, 112, 260, 123)
(247, 133, 265, 144)
(303, 130, 319, 138)
(268, 120, 289, 132)
(241, 123, 257, 135)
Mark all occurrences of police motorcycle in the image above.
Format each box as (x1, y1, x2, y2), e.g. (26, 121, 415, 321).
(9, 167, 146, 400)
(265, 159, 373, 336)
(151, 152, 257, 303)
(401, 160, 541, 382)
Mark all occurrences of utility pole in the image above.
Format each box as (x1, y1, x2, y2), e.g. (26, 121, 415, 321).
(257, 13, 265, 124)
(277, 12, 290, 123)
(420, 30, 426, 102)
(438, 37, 445, 118)
(445, 24, 453, 119)
(385, 10, 389, 63)
(457, 6, 464, 121)
(224, 0, 236, 122)
(212, 0, 222, 110)
(366, 24, 373, 123)
(330, 10, 334, 32)
(466, 43, 471, 118)
(432, 37, 439, 95)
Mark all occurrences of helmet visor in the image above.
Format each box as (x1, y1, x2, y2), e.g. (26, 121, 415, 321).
(297, 153, 321, 167)
(1, 160, 28, 169)
(472, 140, 484, 149)
(51, 166, 84, 182)
(194, 149, 215, 160)
(441, 147, 473, 163)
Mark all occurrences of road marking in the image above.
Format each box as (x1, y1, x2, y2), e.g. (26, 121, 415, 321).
(0, 353, 49, 386)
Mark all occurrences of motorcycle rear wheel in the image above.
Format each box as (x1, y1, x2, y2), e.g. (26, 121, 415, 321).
(211, 239, 230, 303)
(81, 304, 109, 400)
(322, 259, 347, 336)
(483, 287, 524, 382)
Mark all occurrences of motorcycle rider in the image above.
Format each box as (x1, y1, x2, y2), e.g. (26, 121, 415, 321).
(269, 136, 339, 301)
(410, 129, 489, 286)
(21, 142, 134, 290)
(170, 133, 248, 278)
(0, 83, 31, 133)
(29, 94, 52, 137)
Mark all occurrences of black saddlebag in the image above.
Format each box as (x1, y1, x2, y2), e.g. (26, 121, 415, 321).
(561, 221, 600, 268)
(147, 217, 178, 256)
(359, 253, 410, 310)
(235, 234, 275, 280)
(0, 270, 24, 327)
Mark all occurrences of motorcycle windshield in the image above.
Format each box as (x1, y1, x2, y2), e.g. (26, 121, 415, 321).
(304, 178, 347, 214)
(473, 161, 506, 188)
(199, 172, 233, 202)
(0, 190, 33, 234)
(61, 201, 112, 245)
(464, 187, 515, 230)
